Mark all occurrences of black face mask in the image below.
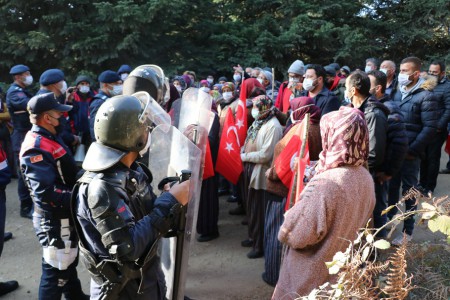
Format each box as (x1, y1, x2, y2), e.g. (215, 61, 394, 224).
(48, 114, 64, 135)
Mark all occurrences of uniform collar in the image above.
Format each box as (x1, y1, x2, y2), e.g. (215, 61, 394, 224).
(31, 124, 56, 140)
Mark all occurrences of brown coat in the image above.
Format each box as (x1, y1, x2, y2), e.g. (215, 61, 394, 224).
(265, 122, 322, 197)
(272, 165, 375, 299)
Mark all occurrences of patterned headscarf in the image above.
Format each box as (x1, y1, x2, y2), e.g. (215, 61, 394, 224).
(245, 95, 275, 143)
(316, 106, 369, 174)
(221, 82, 235, 92)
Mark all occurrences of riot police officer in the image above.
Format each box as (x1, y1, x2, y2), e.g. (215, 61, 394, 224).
(19, 93, 88, 299)
(6, 64, 34, 218)
(72, 94, 189, 299)
(89, 70, 123, 141)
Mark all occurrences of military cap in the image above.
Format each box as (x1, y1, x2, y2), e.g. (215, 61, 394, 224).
(98, 70, 121, 83)
(27, 92, 72, 115)
(9, 64, 30, 75)
(117, 64, 132, 75)
(40, 69, 65, 86)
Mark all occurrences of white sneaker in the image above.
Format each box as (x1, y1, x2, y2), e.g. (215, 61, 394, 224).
(391, 233, 412, 246)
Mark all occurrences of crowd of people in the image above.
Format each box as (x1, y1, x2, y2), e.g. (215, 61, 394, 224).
(0, 55, 448, 299)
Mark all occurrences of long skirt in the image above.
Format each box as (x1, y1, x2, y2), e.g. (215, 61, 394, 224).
(264, 193, 286, 285)
(196, 175, 219, 235)
(247, 188, 267, 253)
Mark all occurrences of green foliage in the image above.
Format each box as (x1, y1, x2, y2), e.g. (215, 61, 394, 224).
(0, 0, 448, 83)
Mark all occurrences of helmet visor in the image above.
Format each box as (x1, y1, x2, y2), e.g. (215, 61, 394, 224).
(132, 91, 171, 126)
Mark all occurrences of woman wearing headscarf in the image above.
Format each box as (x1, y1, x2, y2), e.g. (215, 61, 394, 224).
(240, 95, 283, 259)
(272, 107, 376, 299)
(262, 97, 322, 286)
(229, 78, 266, 215)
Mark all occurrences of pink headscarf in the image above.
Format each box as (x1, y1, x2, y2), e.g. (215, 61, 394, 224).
(316, 106, 369, 174)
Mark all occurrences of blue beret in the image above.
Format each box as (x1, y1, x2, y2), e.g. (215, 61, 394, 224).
(98, 70, 121, 83)
(40, 69, 65, 86)
(27, 92, 72, 115)
(9, 64, 30, 75)
(117, 64, 132, 74)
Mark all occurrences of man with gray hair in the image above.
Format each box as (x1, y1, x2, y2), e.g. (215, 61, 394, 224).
(257, 70, 278, 101)
(380, 60, 398, 97)
(365, 57, 380, 73)
(274, 60, 305, 113)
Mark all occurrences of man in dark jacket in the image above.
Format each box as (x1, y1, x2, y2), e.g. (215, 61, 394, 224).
(6, 64, 34, 218)
(346, 71, 389, 237)
(389, 57, 439, 245)
(368, 70, 408, 185)
(419, 61, 450, 188)
(301, 64, 340, 117)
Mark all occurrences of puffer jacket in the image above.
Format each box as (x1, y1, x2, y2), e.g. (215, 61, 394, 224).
(432, 76, 450, 130)
(359, 97, 389, 172)
(379, 95, 408, 176)
(392, 76, 439, 157)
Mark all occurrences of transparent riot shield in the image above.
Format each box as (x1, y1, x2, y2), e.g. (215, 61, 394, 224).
(149, 124, 201, 300)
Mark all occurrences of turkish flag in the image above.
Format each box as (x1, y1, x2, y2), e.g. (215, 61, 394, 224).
(202, 140, 215, 180)
(215, 109, 243, 184)
(236, 81, 248, 146)
(274, 123, 303, 188)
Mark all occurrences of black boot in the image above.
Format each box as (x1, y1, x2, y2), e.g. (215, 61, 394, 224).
(0, 280, 19, 296)
(20, 206, 32, 219)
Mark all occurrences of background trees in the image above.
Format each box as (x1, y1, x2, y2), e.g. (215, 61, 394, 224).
(0, 0, 448, 84)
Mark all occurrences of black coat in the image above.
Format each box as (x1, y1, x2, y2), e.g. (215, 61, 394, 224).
(359, 97, 389, 172)
(432, 76, 450, 130)
(379, 96, 409, 176)
(392, 77, 439, 157)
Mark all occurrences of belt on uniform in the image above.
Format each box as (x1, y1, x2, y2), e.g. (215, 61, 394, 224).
(13, 110, 27, 114)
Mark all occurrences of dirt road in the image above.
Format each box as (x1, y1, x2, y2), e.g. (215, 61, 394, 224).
(1, 153, 449, 299)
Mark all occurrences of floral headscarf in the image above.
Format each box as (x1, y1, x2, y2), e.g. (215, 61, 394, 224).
(245, 95, 275, 143)
(316, 106, 369, 174)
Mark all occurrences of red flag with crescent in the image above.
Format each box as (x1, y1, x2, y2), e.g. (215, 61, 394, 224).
(215, 109, 243, 184)
(236, 81, 248, 146)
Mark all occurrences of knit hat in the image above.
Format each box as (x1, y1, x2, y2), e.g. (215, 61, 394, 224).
(288, 60, 305, 76)
(262, 71, 273, 84)
(75, 75, 92, 86)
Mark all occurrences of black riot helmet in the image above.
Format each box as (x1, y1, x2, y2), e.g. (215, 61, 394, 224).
(123, 64, 170, 105)
(83, 93, 153, 171)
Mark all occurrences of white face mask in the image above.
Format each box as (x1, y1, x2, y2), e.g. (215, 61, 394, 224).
(257, 78, 264, 85)
(23, 75, 33, 86)
(223, 91, 233, 102)
(200, 87, 210, 93)
(380, 68, 388, 75)
(207, 78, 213, 84)
(365, 65, 373, 73)
(233, 74, 241, 82)
(60, 81, 68, 94)
(139, 130, 151, 157)
(398, 73, 412, 87)
(110, 84, 123, 96)
(303, 78, 316, 91)
(79, 85, 90, 94)
(120, 73, 128, 81)
(175, 85, 182, 93)
(288, 77, 300, 84)
(251, 108, 259, 119)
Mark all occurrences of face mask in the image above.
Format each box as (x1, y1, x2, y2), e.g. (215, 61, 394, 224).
(290, 104, 314, 124)
(139, 130, 151, 157)
(398, 73, 412, 87)
(251, 108, 259, 119)
(223, 92, 233, 102)
(175, 85, 182, 93)
(344, 89, 352, 104)
(60, 81, 68, 94)
(288, 77, 300, 84)
(380, 68, 388, 75)
(79, 85, 90, 94)
(365, 65, 373, 73)
(23, 75, 33, 86)
(303, 78, 316, 91)
(48, 114, 64, 134)
(120, 73, 128, 81)
(207, 78, 213, 84)
(233, 74, 241, 82)
(200, 87, 210, 93)
(257, 78, 264, 85)
(110, 84, 123, 96)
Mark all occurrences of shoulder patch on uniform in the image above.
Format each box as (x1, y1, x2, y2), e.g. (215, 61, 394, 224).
(30, 154, 43, 163)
